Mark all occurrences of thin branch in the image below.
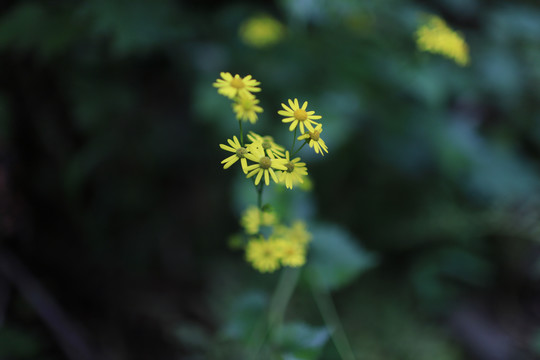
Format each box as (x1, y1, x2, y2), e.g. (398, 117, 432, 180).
(311, 283, 356, 360)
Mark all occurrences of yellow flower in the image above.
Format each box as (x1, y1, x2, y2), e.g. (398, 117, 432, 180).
(279, 151, 308, 190)
(219, 136, 250, 173)
(247, 131, 285, 159)
(213, 72, 261, 99)
(239, 15, 285, 48)
(241, 206, 277, 235)
(246, 238, 281, 273)
(233, 93, 263, 124)
(272, 221, 312, 245)
(276, 240, 306, 267)
(415, 15, 470, 66)
(278, 98, 322, 134)
(297, 123, 328, 156)
(245, 145, 287, 186)
(288, 221, 312, 245)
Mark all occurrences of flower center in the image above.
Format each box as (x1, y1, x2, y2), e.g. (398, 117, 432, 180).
(262, 141, 271, 150)
(310, 131, 320, 141)
(236, 147, 248, 158)
(294, 109, 308, 121)
(231, 77, 245, 89)
(260, 156, 272, 169)
(285, 162, 295, 173)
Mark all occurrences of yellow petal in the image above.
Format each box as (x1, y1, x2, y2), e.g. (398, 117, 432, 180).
(219, 144, 236, 152)
(255, 170, 263, 185)
(264, 170, 270, 186)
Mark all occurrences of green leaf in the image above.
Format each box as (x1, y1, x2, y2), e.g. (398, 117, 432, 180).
(272, 322, 329, 360)
(305, 224, 377, 291)
(220, 290, 268, 341)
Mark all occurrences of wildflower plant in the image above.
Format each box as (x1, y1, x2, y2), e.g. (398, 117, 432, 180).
(213, 73, 368, 360)
(213, 72, 327, 273)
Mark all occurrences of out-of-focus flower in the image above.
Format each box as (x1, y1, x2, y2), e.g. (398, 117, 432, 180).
(241, 206, 277, 235)
(239, 15, 285, 48)
(246, 238, 282, 272)
(287, 221, 312, 245)
(415, 15, 470, 66)
(213, 72, 261, 99)
(276, 240, 306, 267)
(233, 93, 263, 124)
(273, 221, 312, 246)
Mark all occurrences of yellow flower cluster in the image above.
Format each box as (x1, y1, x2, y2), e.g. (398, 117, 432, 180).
(239, 15, 285, 48)
(279, 98, 328, 156)
(242, 209, 312, 273)
(219, 131, 307, 187)
(216, 73, 313, 189)
(214, 72, 324, 273)
(415, 15, 470, 66)
(241, 206, 277, 235)
(213, 72, 263, 124)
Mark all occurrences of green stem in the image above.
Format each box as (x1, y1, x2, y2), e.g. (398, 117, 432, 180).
(256, 182, 264, 210)
(249, 268, 301, 357)
(291, 128, 297, 154)
(311, 284, 356, 360)
(291, 141, 307, 157)
(239, 119, 244, 146)
(268, 267, 300, 328)
(246, 309, 268, 357)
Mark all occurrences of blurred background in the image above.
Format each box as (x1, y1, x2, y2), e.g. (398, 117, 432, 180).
(2, 0, 540, 359)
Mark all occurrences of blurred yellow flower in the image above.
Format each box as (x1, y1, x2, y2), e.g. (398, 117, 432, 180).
(241, 206, 277, 235)
(279, 151, 308, 190)
(273, 221, 312, 246)
(278, 98, 322, 134)
(239, 15, 285, 48)
(288, 221, 312, 245)
(233, 93, 263, 124)
(219, 136, 249, 173)
(415, 15, 470, 66)
(247, 131, 285, 159)
(298, 123, 328, 156)
(276, 240, 306, 267)
(213, 72, 261, 99)
(245, 145, 287, 186)
(246, 238, 282, 272)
